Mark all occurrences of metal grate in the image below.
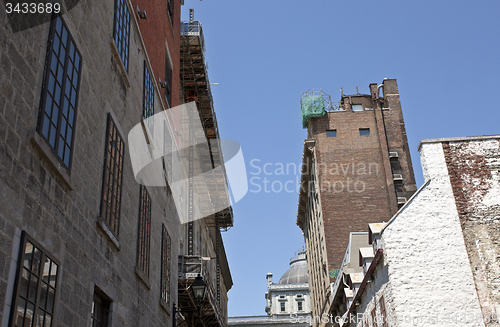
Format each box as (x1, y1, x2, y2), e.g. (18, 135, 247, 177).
(100, 114, 125, 238)
(38, 15, 82, 169)
(137, 185, 151, 276)
(113, 0, 131, 71)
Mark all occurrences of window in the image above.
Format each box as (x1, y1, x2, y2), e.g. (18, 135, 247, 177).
(91, 291, 110, 327)
(279, 295, 285, 299)
(167, 0, 174, 24)
(10, 232, 59, 327)
(359, 128, 370, 136)
(379, 296, 388, 327)
(280, 302, 285, 312)
(297, 301, 303, 311)
(137, 185, 151, 276)
(143, 62, 155, 120)
(143, 62, 155, 134)
(113, 0, 131, 71)
(161, 224, 171, 304)
(164, 52, 173, 106)
(326, 130, 337, 137)
(297, 294, 302, 298)
(352, 104, 363, 112)
(100, 114, 125, 238)
(370, 307, 377, 327)
(37, 15, 82, 169)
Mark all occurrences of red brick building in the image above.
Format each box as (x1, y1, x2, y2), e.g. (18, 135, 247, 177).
(296, 79, 416, 320)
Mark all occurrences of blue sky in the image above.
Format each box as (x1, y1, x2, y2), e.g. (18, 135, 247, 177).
(182, 0, 500, 317)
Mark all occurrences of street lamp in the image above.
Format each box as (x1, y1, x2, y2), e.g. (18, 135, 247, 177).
(191, 275, 207, 301)
(173, 274, 207, 327)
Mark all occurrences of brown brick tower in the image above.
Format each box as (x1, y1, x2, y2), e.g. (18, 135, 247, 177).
(297, 79, 416, 318)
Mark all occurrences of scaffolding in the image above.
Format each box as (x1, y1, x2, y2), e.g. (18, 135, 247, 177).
(179, 11, 232, 327)
(300, 89, 342, 128)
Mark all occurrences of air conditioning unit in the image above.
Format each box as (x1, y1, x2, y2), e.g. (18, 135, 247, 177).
(393, 174, 403, 181)
(397, 197, 407, 204)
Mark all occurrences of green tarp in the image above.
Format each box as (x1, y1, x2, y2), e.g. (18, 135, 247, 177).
(301, 94, 327, 128)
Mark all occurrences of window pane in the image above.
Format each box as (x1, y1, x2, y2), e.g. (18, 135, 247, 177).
(326, 130, 336, 137)
(360, 128, 370, 136)
(352, 104, 363, 111)
(27, 275, 38, 302)
(19, 269, 30, 298)
(16, 298, 26, 326)
(23, 242, 33, 269)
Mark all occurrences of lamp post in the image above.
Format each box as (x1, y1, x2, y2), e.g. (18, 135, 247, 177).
(173, 275, 207, 327)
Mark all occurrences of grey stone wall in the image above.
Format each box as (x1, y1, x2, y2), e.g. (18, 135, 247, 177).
(0, 1, 183, 326)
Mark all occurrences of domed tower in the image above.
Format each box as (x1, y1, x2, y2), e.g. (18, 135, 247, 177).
(265, 251, 311, 318)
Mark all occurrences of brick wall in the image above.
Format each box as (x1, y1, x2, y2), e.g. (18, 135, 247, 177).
(443, 137, 500, 325)
(131, 0, 181, 108)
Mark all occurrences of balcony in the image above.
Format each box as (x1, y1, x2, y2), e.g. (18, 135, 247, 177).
(178, 255, 226, 327)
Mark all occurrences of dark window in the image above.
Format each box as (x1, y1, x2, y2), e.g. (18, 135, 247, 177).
(113, 0, 131, 71)
(10, 232, 59, 327)
(167, 0, 174, 24)
(137, 185, 151, 276)
(280, 302, 285, 312)
(37, 15, 82, 169)
(326, 130, 337, 137)
(143, 62, 155, 119)
(360, 128, 370, 136)
(91, 291, 110, 327)
(297, 301, 303, 311)
(100, 114, 125, 238)
(161, 224, 171, 304)
(143, 62, 155, 134)
(164, 54, 173, 106)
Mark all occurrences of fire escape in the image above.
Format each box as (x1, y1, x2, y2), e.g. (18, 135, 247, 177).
(177, 10, 233, 327)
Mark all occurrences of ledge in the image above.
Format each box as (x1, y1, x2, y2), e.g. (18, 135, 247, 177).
(96, 218, 121, 251)
(135, 267, 151, 290)
(110, 38, 131, 88)
(30, 132, 73, 190)
(159, 298, 171, 316)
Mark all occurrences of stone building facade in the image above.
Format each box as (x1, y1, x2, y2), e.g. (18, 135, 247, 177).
(330, 135, 500, 327)
(296, 79, 416, 322)
(0, 1, 233, 327)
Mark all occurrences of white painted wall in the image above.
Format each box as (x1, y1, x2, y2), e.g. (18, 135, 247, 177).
(356, 142, 484, 326)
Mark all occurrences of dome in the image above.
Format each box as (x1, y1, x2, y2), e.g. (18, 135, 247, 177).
(278, 252, 308, 284)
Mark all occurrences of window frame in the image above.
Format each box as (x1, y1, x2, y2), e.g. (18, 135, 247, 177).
(370, 307, 377, 327)
(99, 113, 125, 239)
(379, 296, 388, 327)
(90, 290, 110, 327)
(112, 0, 131, 72)
(9, 231, 60, 327)
(37, 14, 82, 171)
(136, 185, 152, 277)
(280, 302, 286, 312)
